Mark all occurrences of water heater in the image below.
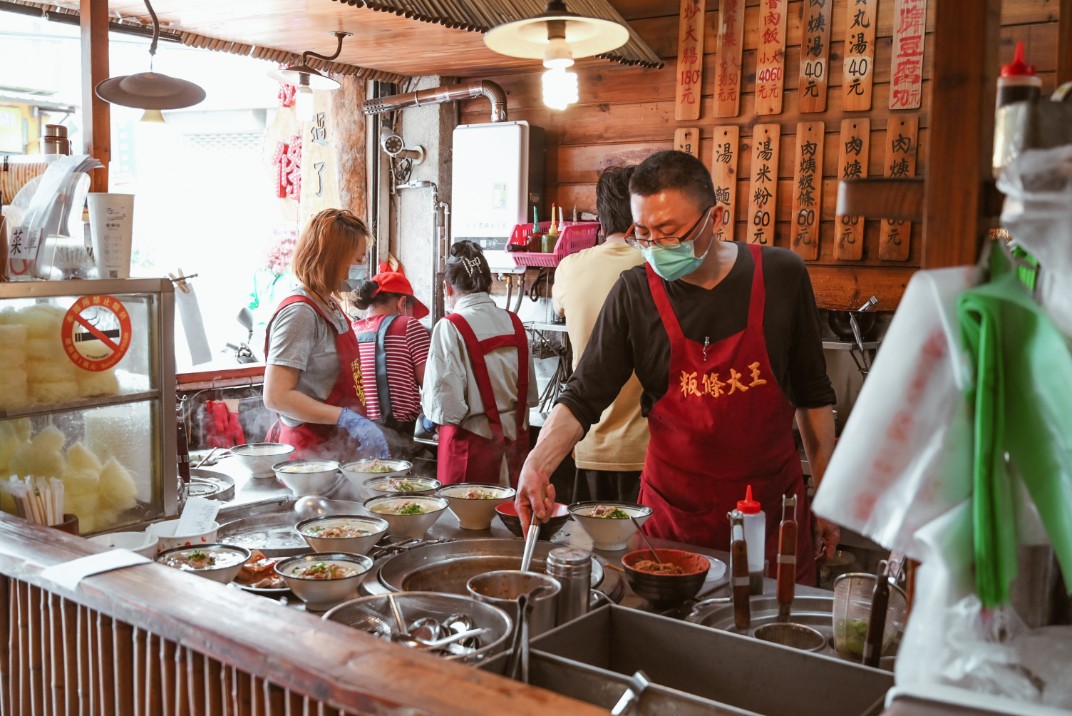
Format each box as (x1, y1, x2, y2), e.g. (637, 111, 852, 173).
(451, 121, 544, 271)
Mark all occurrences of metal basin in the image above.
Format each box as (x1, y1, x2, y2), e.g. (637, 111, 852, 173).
(376, 538, 607, 594)
(688, 595, 898, 670)
(485, 605, 892, 716)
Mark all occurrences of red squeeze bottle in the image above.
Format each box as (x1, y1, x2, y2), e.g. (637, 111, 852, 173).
(997, 41, 1041, 109)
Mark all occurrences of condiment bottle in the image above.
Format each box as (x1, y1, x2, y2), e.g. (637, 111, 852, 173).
(543, 203, 559, 253)
(737, 484, 766, 594)
(997, 41, 1041, 110)
(546, 546, 591, 626)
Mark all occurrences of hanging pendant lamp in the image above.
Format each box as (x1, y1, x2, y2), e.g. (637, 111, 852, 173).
(483, 0, 629, 63)
(95, 0, 206, 110)
(268, 32, 352, 92)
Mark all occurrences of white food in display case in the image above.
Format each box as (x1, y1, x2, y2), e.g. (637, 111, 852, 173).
(0, 279, 177, 534)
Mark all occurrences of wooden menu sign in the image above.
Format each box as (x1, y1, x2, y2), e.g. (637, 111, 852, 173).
(675, 0, 706, 121)
(889, 0, 928, 110)
(799, 0, 833, 113)
(710, 126, 740, 241)
(674, 128, 701, 157)
(755, 0, 788, 115)
(841, 0, 878, 112)
(835, 119, 870, 261)
(714, 0, 745, 117)
(748, 124, 780, 245)
(791, 122, 825, 260)
(879, 116, 919, 261)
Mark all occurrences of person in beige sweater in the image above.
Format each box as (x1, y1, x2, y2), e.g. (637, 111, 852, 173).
(552, 166, 648, 502)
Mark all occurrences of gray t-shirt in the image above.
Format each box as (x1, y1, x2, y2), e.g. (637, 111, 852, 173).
(266, 289, 352, 427)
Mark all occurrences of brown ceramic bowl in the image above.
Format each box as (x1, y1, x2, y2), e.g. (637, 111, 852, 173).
(495, 501, 570, 540)
(622, 548, 710, 605)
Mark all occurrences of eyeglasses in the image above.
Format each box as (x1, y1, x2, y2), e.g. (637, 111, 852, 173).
(625, 206, 714, 249)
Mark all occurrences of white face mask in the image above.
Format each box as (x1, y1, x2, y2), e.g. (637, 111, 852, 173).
(339, 263, 367, 292)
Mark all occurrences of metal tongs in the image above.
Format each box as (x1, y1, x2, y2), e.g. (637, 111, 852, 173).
(776, 495, 798, 622)
(848, 295, 878, 375)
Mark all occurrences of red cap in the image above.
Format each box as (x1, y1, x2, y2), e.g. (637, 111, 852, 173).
(370, 267, 429, 319)
(737, 485, 761, 514)
(1001, 41, 1036, 77)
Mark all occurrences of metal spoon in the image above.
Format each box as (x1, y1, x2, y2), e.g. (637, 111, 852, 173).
(519, 512, 541, 573)
(631, 516, 661, 563)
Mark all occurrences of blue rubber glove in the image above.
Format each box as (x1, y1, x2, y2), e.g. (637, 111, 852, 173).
(420, 416, 436, 433)
(336, 407, 389, 458)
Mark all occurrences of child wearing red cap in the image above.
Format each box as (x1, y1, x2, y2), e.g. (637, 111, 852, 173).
(350, 264, 432, 458)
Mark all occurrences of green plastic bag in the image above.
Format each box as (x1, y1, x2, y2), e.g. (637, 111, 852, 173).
(959, 246, 1072, 608)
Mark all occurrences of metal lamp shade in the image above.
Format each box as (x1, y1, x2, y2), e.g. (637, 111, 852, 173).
(95, 72, 206, 110)
(484, 5, 629, 60)
(269, 63, 340, 91)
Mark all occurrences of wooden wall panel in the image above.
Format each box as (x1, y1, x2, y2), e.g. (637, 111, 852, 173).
(460, 0, 1060, 309)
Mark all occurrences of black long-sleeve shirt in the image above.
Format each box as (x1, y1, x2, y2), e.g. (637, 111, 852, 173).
(557, 243, 836, 432)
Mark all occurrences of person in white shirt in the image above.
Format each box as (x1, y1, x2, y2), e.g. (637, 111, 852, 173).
(552, 165, 648, 503)
(422, 240, 538, 486)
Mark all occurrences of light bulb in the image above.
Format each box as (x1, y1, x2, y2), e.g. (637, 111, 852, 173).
(543, 37, 575, 70)
(542, 68, 579, 110)
(294, 86, 315, 122)
(140, 109, 166, 123)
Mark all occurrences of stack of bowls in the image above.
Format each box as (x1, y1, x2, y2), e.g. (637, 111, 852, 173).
(229, 442, 295, 478)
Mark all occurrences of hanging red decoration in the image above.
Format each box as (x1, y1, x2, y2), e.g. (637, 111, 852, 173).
(271, 134, 303, 201)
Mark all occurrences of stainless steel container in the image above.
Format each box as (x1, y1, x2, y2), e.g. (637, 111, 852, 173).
(467, 570, 561, 637)
(40, 124, 71, 155)
(546, 547, 591, 626)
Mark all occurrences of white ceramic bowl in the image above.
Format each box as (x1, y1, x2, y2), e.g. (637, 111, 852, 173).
(88, 530, 159, 558)
(296, 514, 389, 556)
(274, 552, 373, 611)
(364, 475, 441, 501)
(154, 544, 251, 584)
(364, 495, 448, 539)
(229, 442, 295, 478)
(435, 483, 516, 530)
(568, 501, 654, 550)
(149, 519, 220, 554)
(339, 459, 412, 496)
(273, 459, 340, 497)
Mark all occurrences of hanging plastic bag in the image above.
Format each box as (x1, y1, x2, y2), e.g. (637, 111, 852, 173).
(998, 145, 1072, 338)
(813, 266, 977, 560)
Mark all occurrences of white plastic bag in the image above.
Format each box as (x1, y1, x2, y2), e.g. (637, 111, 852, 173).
(999, 145, 1072, 339)
(813, 266, 977, 560)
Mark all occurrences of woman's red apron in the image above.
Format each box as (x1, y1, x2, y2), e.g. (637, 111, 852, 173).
(264, 295, 367, 460)
(637, 244, 815, 584)
(437, 311, 529, 487)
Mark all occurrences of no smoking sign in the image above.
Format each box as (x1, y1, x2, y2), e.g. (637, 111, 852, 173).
(62, 295, 133, 371)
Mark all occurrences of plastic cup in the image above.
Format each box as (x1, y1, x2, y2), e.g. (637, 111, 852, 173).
(87, 193, 134, 279)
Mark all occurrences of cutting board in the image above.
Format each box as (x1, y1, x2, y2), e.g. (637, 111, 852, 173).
(835, 119, 871, 261)
(710, 126, 740, 241)
(755, 0, 789, 116)
(747, 124, 781, 246)
(841, 0, 878, 112)
(799, 0, 833, 113)
(714, 0, 746, 118)
(879, 116, 920, 261)
(791, 122, 826, 260)
(674, 0, 706, 121)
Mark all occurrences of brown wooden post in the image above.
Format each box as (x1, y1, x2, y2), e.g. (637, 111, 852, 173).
(1059, 0, 1072, 87)
(80, 0, 110, 192)
(921, 0, 1000, 268)
(331, 75, 368, 221)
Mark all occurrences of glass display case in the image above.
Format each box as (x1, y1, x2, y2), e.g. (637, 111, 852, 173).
(0, 278, 177, 533)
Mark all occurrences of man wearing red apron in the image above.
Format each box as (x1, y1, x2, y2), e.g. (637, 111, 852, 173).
(516, 150, 837, 584)
(435, 311, 530, 486)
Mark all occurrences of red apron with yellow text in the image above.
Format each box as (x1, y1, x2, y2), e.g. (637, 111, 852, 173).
(264, 295, 367, 460)
(437, 311, 529, 487)
(637, 245, 815, 584)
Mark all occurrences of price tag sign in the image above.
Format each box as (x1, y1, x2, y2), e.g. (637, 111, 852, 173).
(842, 0, 878, 111)
(791, 122, 826, 260)
(748, 124, 781, 245)
(62, 295, 133, 371)
(710, 126, 740, 242)
(714, 0, 745, 117)
(835, 119, 871, 261)
(799, 0, 833, 113)
(755, 0, 788, 116)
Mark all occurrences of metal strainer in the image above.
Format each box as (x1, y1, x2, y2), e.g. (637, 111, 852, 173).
(832, 572, 907, 659)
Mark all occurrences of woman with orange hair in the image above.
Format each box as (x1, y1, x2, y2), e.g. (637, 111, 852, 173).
(262, 209, 388, 460)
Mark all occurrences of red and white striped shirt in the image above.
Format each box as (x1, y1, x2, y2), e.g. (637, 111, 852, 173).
(352, 314, 430, 423)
